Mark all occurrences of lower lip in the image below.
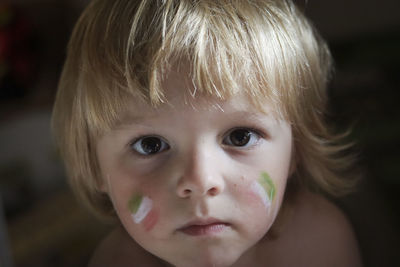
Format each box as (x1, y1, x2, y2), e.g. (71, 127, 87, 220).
(180, 223, 229, 236)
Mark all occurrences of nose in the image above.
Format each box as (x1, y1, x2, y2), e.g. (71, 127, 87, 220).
(176, 146, 225, 199)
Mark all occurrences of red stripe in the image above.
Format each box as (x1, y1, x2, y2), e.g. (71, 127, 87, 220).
(143, 209, 159, 232)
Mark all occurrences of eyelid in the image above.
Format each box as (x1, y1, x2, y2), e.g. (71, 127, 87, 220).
(224, 126, 267, 139)
(222, 127, 266, 148)
(128, 134, 170, 156)
(128, 134, 163, 146)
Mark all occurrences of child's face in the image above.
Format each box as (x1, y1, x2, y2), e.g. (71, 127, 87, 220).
(96, 69, 293, 266)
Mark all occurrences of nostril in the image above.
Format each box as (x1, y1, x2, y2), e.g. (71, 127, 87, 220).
(208, 187, 219, 196)
(176, 182, 193, 198)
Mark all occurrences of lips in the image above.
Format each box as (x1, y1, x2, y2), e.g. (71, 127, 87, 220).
(178, 218, 230, 236)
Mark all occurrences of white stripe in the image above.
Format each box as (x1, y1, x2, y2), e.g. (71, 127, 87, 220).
(132, 196, 153, 223)
(251, 181, 271, 209)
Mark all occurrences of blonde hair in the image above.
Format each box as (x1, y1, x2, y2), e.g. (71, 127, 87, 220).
(52, 0, 356, 220)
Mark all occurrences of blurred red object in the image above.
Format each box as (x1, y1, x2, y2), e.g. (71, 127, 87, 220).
(0, 2, 36, 100)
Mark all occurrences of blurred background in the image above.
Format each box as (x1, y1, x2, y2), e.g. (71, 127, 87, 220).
(0, 0, 399, 266)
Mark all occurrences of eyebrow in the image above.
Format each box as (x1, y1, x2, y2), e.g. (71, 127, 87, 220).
(112, 113, 159, 130)
(111, 108, 274, 131)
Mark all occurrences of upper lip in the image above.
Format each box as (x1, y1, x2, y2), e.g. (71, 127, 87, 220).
(178, 217, 229, 229)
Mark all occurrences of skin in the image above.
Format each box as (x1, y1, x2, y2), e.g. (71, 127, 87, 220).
(96, 68, 292, 267)
(252, 172, 276, 209)
(127, 194, 158, 232)
(128, 194, 153, 224)
(93, 68, 362, 266)
(89, 190, 363, 267)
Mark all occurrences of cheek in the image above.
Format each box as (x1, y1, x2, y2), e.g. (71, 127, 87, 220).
(256, 172, 276, 207)
(240, 187, 265, 207)
(142, 208, 159, 232)
(236, 172, 277, 211)
(234, 185, 275, 234)
(128, 194, 159, 232)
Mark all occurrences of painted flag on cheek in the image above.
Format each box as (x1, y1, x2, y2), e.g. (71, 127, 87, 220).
(259, 172, 276, 202)
(251, 172, 276, 209)
(128, 195, 153, 224)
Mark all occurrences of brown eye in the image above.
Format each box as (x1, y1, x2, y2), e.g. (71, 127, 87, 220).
(223, 128, 260, 147)
(131, 136, 170, 155)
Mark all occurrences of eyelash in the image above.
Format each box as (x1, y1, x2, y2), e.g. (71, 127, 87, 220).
(222, 127, 265, 148)
(128, 135, 170, 157)
(128, 126, 267, 156)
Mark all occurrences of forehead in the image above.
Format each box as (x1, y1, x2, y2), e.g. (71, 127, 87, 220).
(114, 69, 282, 129)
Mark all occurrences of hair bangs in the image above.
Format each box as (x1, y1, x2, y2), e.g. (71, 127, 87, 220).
(75, 0, 330, 136)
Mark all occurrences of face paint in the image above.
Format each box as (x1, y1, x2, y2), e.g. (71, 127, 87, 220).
(128, 194, 153, 224)
(251, 172, 276, 209)
(142, 209, 159, 232)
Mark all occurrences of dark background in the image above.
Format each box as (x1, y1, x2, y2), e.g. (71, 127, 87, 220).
(0, 0, 399, 266)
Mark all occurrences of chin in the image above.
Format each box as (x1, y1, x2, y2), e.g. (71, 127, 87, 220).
(165, 248, 242, 267)
(172, 258, 238, 267)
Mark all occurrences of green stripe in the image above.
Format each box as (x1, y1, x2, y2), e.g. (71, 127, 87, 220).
(259, 172, 276, 201)
(128, 194, 143, 214)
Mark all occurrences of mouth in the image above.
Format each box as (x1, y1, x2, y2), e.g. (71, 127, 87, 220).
(178, 218, 231, 236)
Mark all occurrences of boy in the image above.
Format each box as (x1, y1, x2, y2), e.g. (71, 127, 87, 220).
(52, 0, 362, 266)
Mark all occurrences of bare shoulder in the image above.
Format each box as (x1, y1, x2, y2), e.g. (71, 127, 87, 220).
(281, 190, 363, 267)
(88, 225, 163, 267)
